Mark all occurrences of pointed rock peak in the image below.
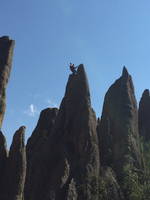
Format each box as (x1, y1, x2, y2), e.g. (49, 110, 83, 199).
(122, 66, 129, 78)
(77, 64, 89, 84)
(36, 107, 58, 130)
(0, 35, 14, 46)
(17, 126, 26, 133)
(66, 63, 90, 104)
(139, 89, 150, 141)
(10, 126, 26, 150)
(8, 126, 26, 200)
(69, 64, 86, 79)
(0, 36, 10, 41)
(0, 36, 15, 128)
(40, 108, 58, 120)
(142, 89, 150, 98)
(77, 64, 85, 74)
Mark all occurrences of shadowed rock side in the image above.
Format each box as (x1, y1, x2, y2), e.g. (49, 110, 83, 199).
(24, 65, 100, 200)
(0, 36, 15, 127)
(139, 89, 150, 141)
(7, 126, 26, 200)
(24, 108, 58, 200)
(0, 35, 148, 199)
(26, 107, 58, 154)
(0, 131, 8, 200)
(98, 67, 142, 177)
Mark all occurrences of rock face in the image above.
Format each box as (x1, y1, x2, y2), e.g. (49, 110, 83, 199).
(51, 64, 100, 200)
(0, 36, 148, 200)
(24, 108, 58, 200)
(24, 65, 100, 200)
(26, 107, 58, 161)
(139, 89, 150, 141)
(98, 67, 142, 176)
(7, 126, 26, 200)
(0, 36, 15, 127)
(0, 131, 8, 200)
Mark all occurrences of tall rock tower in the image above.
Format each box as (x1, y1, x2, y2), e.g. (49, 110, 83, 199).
(7, 126, 26, 200)
(139, 89, 150, 141)
(0, 36, 15, 199)
(98, 67, 142, 177)
(24, 65, 100, 200)
(0, 36, 15, 127)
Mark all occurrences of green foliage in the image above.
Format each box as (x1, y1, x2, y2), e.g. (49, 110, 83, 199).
(77, 176, 99, 200)
(98, 179, 107, 200)
(122, 164, 143, 200)
(141, 139, 150, 171)
(98, 168, 124, 200)
(121, 139, 150, 200)
(97, 139, 150, 200)
(140, 139, 150, 199)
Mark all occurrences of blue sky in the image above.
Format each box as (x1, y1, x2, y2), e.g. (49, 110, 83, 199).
(1, 0, 150, 147)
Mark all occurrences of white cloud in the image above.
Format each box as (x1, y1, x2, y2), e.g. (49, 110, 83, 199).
(24, 104, 39, 117)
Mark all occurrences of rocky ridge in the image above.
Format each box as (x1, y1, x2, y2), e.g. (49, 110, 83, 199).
(0, 36, 149, 200)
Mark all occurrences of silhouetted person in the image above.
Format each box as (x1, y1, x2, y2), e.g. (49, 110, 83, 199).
(69, 63, 77, 75)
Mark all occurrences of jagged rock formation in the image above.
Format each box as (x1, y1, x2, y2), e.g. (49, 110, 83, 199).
(0, 36, 28, 200)
(0, 35, 148, 200)
(26, 107, 58, 155)
(0, 131, 8, 200)
(0, 36, 16, 200)
(24, 65, 100, 200)
(0, 36, 15, 127)
(7, 126, 26, 200)
(0, 127, 26, 200)
(24, 108, 58, 200)
(98, 67, 142, 177)
(50, 65, 100, 200)
(139, 89, 150, 141)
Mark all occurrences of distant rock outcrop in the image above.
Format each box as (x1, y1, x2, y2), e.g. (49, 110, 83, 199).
(0, 36, 15, 127)
(7, 126, 26, 200)
(139, 89, 150, 141)
(98, 67, 142, 177)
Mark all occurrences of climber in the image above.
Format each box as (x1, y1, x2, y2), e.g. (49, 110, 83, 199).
(69, 63, 77, 75)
